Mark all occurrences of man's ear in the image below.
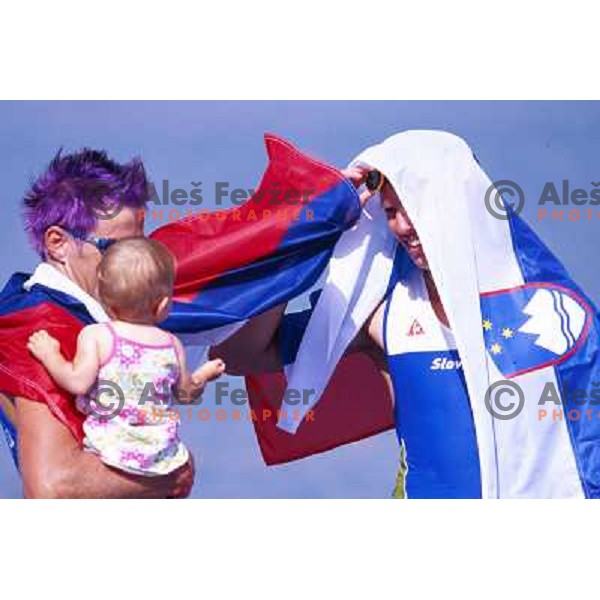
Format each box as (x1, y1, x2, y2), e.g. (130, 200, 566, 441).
(44, 226, 71, 263)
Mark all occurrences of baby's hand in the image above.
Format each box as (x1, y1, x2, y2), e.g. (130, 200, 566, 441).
(191, 358, 226, 394)
(27, 329, 61, 363)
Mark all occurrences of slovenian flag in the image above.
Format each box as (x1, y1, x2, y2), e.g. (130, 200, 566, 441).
(153, 135, 362, 332)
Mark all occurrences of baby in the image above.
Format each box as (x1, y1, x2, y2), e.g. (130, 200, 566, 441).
(27, 237, 224, 476)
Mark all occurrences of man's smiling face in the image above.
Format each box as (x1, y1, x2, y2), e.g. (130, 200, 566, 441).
(380, 181, 429, 270)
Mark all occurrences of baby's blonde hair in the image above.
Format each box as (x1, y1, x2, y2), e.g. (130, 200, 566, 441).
(97, 237, 175, 323)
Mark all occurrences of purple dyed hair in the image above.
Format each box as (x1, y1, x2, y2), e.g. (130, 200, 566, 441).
(23, 148, 150, 257)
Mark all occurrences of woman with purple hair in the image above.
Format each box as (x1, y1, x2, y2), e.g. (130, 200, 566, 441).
(0, 148, 195, 497)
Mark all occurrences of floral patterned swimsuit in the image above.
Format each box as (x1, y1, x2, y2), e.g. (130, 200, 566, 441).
(77, 322, 189, 476)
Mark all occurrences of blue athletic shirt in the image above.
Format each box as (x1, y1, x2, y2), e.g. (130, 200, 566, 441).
(383, 264, 482, 498)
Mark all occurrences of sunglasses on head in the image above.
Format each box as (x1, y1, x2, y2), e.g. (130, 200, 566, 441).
(365, 170, 386, 193)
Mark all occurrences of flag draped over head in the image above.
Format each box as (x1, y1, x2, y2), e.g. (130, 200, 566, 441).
(279, 129, 600, 498)
(0, 134, 366, 465)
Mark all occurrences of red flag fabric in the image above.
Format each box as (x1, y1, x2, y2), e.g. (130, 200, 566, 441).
(246, 352, 394, 465)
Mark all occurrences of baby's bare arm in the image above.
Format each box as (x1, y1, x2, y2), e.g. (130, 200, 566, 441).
(172, 336, 225, 403)
(27, 325, 101, 395)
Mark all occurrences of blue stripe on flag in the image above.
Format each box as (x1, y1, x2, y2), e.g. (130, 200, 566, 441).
(508, 215, 600, 497)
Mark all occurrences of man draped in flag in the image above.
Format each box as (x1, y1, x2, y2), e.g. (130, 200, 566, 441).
(0, 135, 368, 497)
(212, 130, 600, 499)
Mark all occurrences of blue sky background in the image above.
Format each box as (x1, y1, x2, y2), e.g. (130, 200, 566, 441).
(1, 101, 599, 498)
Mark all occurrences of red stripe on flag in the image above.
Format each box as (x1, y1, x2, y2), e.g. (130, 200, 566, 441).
(151, 134, 347, 297)
(246, 352, 395, 465)
(0, 303, 85, 443)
